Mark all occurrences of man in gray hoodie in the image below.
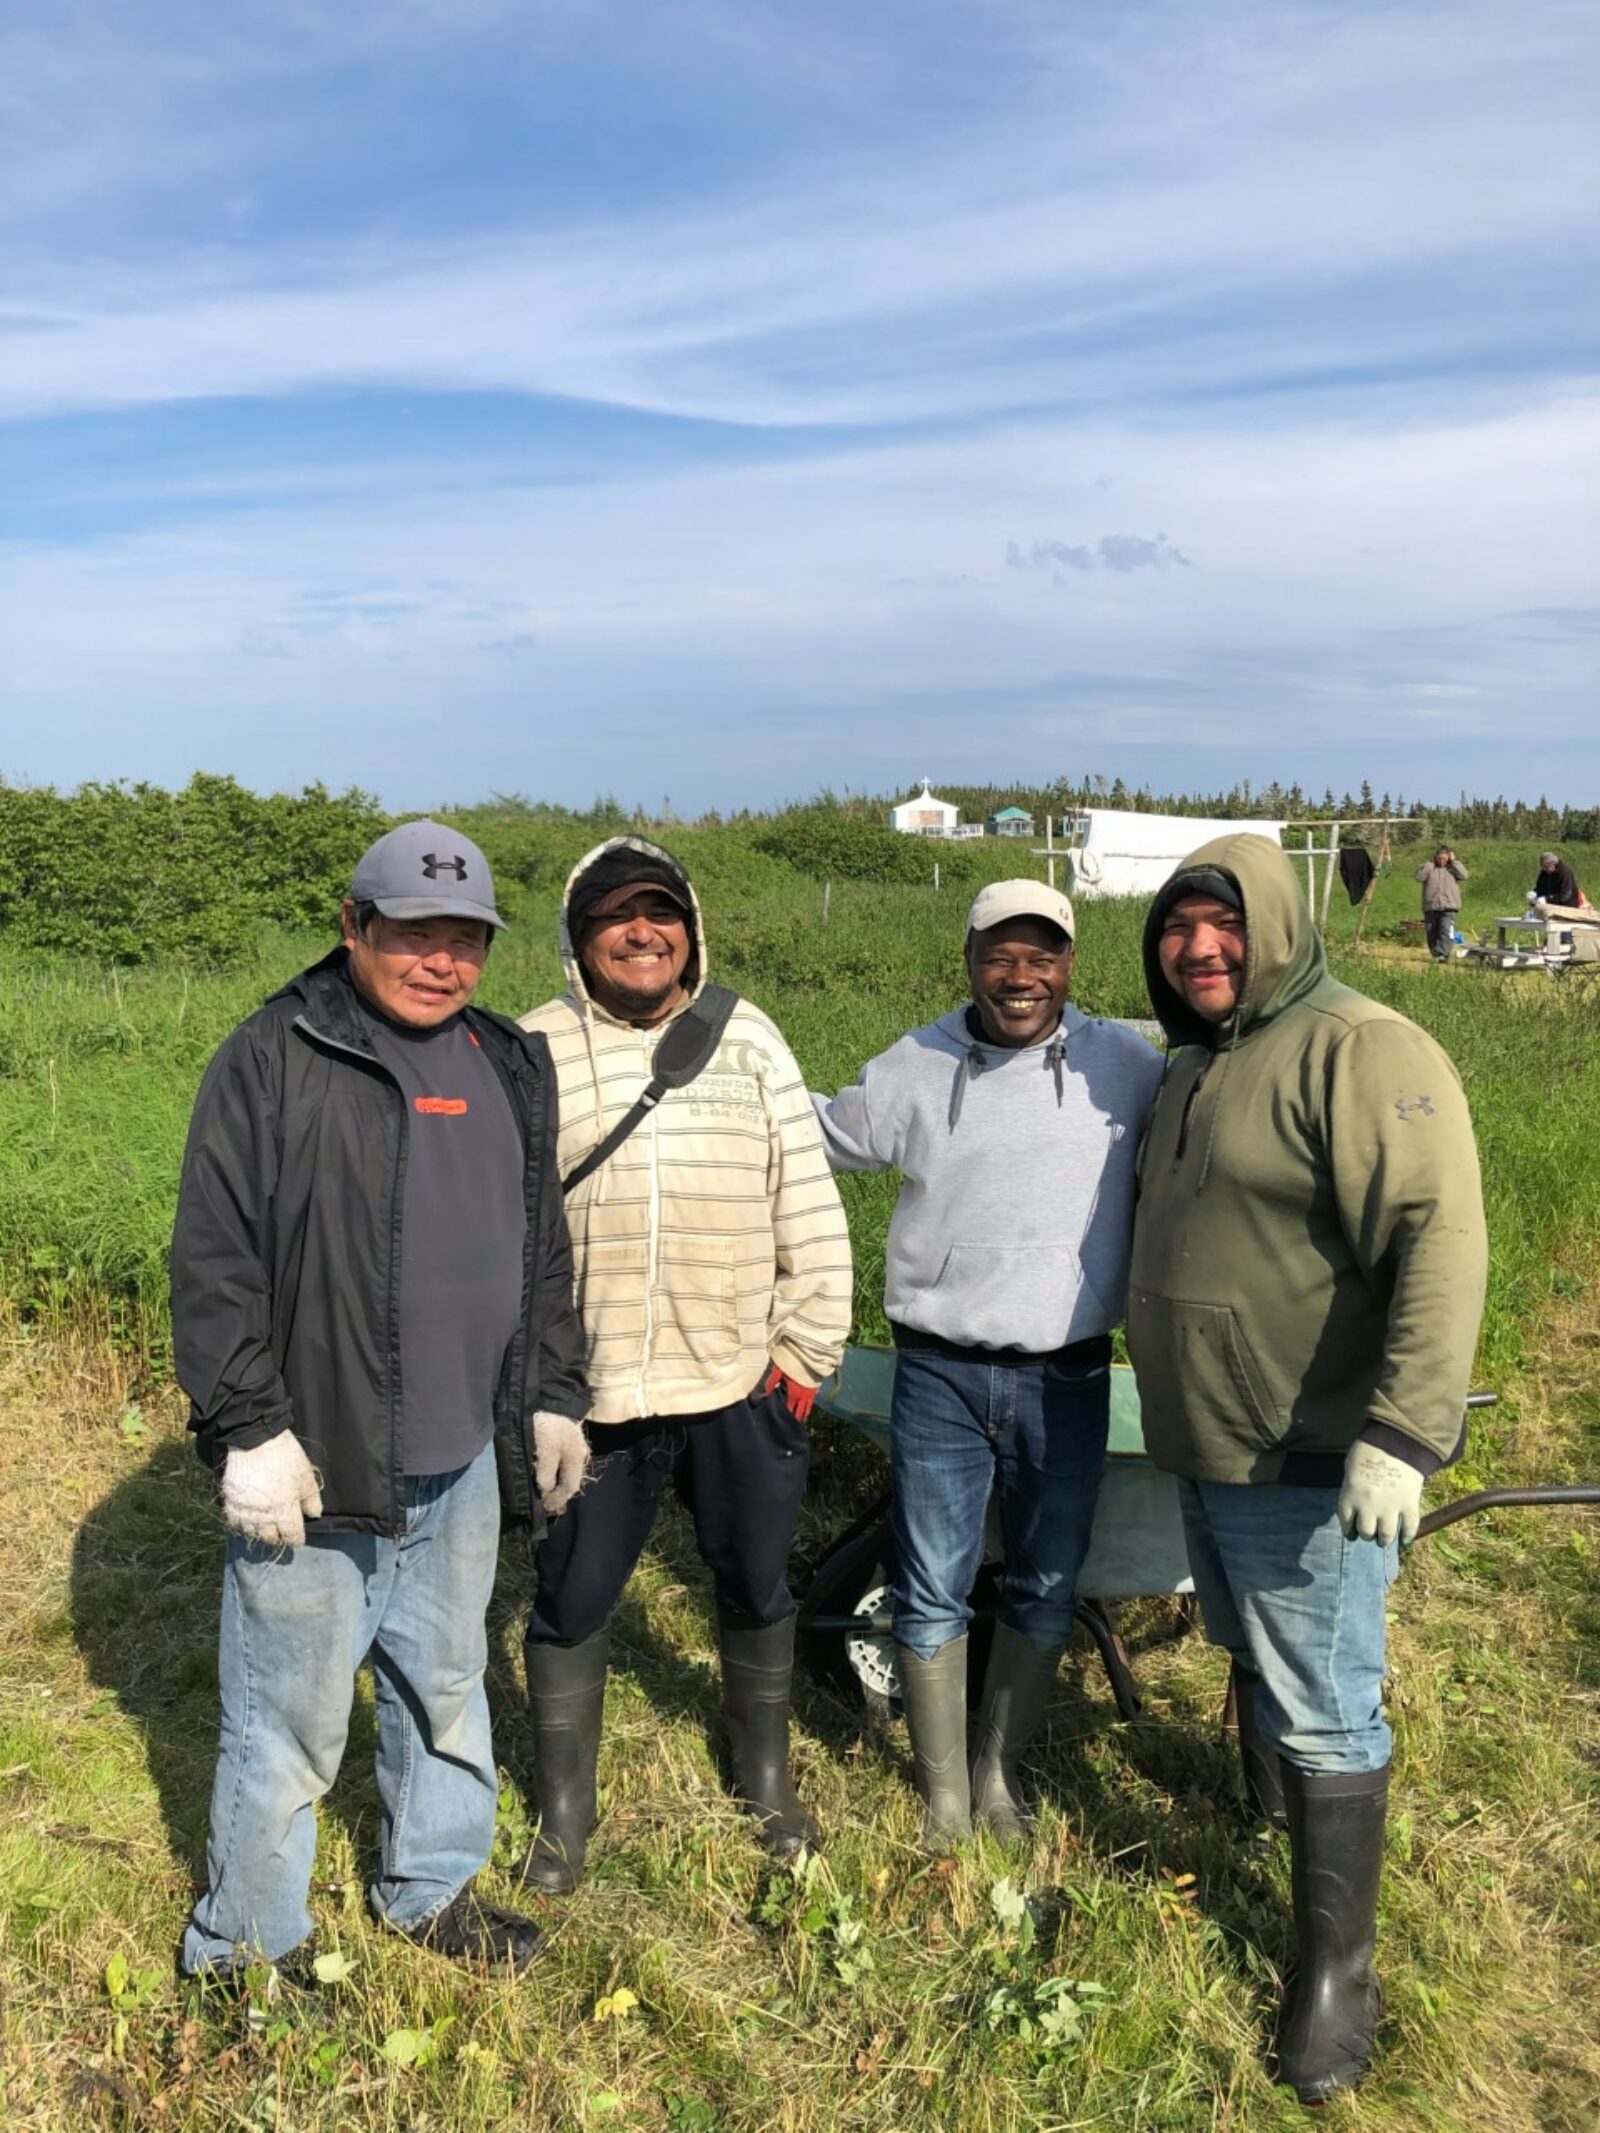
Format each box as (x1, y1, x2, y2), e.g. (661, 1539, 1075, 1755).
(814, 882, 1164, 1844)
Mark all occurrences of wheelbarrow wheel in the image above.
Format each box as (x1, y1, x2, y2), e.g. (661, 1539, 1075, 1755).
(796, 1503, 997, 1722)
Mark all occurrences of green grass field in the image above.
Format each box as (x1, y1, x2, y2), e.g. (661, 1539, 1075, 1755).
(1, 833, 1597, 2129)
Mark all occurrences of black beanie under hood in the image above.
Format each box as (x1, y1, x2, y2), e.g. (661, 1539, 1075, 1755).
(1149, 866, 1243, 933)
(568, 846, 692, 940)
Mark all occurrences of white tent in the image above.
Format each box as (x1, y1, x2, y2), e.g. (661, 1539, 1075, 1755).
(1067, 808, 1285, 899)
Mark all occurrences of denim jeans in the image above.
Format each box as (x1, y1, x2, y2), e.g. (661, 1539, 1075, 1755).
(1424, 909, 1457, 959)
(1177, 1477, 1398, 1775)
(888, 1343, 1110, 1661)
(182, 1443, 501, 1973)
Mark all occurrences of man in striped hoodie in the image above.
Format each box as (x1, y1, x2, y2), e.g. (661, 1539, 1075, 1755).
(517, 838, 852, 1891)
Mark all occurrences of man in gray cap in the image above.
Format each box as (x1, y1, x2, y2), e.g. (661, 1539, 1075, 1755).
(813, 882, 1163, 1845)
(171, 818, 590, 1987)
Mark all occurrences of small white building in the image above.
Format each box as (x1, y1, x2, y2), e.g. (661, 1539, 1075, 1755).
(890, 783, 960, 836)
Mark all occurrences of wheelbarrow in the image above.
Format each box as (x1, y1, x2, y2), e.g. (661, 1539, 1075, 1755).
(797, 1345, 1600, 1723)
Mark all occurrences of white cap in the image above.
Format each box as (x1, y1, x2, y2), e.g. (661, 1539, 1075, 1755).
(965, 879, 1075, 943)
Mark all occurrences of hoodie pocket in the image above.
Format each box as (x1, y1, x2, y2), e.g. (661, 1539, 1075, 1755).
(653, 1238, 742, 1372)
(926, 1244, 1105, 1354)
(1126, 1293, 1281, 1452)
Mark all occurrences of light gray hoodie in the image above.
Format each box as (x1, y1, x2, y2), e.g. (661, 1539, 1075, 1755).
(815, 1006, 1165, 1354)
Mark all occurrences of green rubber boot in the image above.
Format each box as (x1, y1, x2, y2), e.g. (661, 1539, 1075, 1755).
(895, 1637, 972, 1848)
(969, 1624, 1064, 1843)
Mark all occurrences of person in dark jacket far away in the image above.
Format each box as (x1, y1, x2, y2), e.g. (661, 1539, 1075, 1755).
(170, 819, 590, 1987)
(1413, 844, 1466, 960)
(814, 883, 1164, 1848)
(1531, 850, 1584, 908)
(1127, 835, 1487, 2106)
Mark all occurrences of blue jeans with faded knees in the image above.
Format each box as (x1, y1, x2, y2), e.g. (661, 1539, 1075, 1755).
(182, 1442, 501, 1974)
(889, 1341, 1111, 1663)
(1177, 1477, 1399, 1776)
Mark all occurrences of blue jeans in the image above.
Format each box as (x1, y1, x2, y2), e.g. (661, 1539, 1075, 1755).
(1177, 1477, 1398, 1775)
(182, 1444, 501, 1973)
(889, 1344, 1110, 1661)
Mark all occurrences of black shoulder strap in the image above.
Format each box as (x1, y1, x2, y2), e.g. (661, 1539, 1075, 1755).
(563, 985, 741, 1197)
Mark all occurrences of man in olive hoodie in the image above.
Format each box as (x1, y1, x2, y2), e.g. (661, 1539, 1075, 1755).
(1127, 833, 1486, 2107)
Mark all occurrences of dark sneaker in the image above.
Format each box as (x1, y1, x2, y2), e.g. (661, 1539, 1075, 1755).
(399, 1889, 544, 1976)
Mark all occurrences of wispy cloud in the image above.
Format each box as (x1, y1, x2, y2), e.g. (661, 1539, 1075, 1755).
(1007, 535, 1191, 576)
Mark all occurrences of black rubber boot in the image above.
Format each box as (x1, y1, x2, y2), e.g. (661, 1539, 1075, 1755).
(1234, 1666, 1287, 1832)
(895, 1636, 972, 1848)
(717, 1612, 820, 1859)
(969, 1623, 1063, 1843)
(517, 1629, 609, 1896)
(1276, 1763, 1389, 2104)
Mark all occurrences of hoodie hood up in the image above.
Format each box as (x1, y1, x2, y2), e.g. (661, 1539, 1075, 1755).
(1143, 832, 1327, 1050)
(558, 835, 707, 1016)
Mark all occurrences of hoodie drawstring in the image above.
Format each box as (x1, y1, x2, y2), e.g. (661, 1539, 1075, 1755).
(948, 1028, 1067, 1131)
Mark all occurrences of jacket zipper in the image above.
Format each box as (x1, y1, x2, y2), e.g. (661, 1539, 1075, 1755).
(638, 1023, 662, 1417)
(292, 1013, 410, 1539)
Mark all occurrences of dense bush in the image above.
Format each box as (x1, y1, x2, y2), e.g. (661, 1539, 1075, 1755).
(0, 776, 384, 963)
(752, 803, 994, 885)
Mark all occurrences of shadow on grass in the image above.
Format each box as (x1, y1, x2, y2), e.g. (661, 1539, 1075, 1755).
(68, 1440, 387, 1898)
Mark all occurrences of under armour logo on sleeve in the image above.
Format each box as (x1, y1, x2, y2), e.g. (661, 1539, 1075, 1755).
(1394, 1094, 1435, 1121)
(421, 852, 469, 880)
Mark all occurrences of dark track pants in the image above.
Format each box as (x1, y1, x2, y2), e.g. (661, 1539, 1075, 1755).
(526, 1381, 811, 1648)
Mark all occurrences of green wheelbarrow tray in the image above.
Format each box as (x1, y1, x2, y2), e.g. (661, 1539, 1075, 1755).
(796, 1346, 1595, 1722)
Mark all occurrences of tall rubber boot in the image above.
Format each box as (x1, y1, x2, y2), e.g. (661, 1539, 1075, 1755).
(1234, 1666, 1287, 1832)
(895, 1637, 972, 1848)
(717, 1612, 820, 1859)
(969, 1623, 1064, 1843)
(516, 1630, 610, 1896)
(1276, 1764, 1389, 2104)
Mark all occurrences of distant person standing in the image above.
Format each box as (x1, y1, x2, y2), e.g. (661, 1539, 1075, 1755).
(1531, 851, 1584, 908)
(1413, 845, 1466, 960)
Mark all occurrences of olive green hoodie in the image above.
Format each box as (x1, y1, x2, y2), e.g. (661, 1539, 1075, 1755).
(1126, 834, 1487, 1486)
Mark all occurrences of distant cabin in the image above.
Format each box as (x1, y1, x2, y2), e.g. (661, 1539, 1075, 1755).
(988, 806, 1034, 838)
(890, 784, 960, 836)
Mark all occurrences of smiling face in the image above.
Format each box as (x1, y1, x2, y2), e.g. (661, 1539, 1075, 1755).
(341, 904, 492, 1029)
(1157, 894, 1248, 1024)
(579, 883, 693, 1025)
(966, 917, 1073, 1048)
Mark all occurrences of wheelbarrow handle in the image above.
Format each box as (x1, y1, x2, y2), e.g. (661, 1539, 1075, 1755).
(1416, 1484, 1600, 1537)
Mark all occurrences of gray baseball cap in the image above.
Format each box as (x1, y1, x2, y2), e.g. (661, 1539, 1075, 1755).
(350, 818, 506, 930)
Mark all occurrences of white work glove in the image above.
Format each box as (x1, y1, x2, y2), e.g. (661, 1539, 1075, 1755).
(1337, 1440, 1423, 1548)
(532, 1411, 590, 1518)
(222, 1432, 323, 1548)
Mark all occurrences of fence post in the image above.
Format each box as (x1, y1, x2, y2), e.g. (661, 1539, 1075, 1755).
(822, 880, 832, 929)
(934, 861, 941, 892)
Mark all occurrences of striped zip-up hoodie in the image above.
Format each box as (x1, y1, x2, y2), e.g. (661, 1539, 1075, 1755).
(520, 838, 852, 1427)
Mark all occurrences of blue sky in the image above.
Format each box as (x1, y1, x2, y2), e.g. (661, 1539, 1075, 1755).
(2, 0, 1596, 813)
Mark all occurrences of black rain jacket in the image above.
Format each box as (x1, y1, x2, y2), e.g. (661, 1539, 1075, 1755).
(170, 947, 589, 1536)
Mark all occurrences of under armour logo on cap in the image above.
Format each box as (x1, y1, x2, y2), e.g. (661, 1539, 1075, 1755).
(349, 818, 506, 931)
